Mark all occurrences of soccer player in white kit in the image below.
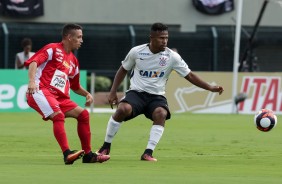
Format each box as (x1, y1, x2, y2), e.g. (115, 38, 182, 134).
(25, 24, 110, 165)
(97, 23, 224, 161)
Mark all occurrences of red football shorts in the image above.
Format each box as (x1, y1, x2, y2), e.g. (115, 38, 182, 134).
(26, 88, 78, 120)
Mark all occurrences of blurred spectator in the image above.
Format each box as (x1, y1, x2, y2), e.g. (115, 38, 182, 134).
(15, 38, 35, 69)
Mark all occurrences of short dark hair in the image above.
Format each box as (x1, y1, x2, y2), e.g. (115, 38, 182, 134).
(21, 38, 32, 48)
(151, 23, 168, 32)
(62, 23, 82, 37)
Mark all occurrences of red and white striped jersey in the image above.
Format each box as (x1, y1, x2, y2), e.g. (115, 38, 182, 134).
(25, 42, 81, 99)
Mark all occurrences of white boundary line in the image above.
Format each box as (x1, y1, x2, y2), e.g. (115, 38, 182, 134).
(87, 108, 115, 113)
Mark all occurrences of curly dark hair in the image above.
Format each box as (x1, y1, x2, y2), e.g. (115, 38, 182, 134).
(150, 23, 168, 32)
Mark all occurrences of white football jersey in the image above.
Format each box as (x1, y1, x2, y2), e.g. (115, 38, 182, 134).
(122, 44, 191, 95)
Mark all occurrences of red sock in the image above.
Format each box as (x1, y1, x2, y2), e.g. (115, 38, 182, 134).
(77, 110, 91, 154)
(52, 113, 69, 152)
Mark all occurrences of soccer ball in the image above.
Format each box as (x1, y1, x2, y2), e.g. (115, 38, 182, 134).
(254, 109, 277, 132)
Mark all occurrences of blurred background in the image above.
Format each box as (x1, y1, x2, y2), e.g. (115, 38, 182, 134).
(1, 0, 281, 113)
(1, 0, 282, 74)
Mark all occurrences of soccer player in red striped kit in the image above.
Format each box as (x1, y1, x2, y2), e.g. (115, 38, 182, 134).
(25, 23, 110, 165)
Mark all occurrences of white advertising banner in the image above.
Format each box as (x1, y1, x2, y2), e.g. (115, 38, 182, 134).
(166, 72, 282, 114)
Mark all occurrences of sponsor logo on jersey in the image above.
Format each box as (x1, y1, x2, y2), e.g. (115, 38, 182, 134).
(139, 52, 150, 56)
(139, 70, 164, 78)
(63, 61, 70, 69)
(50, 70, 67, 93)
(160, 53, 169, 57)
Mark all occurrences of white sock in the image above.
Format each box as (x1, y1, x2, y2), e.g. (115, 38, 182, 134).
(104, 116, 122, 143)
(146, 125, 164, 151)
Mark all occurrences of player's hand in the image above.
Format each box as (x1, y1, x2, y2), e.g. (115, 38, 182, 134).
(85, 93, 94, 106)
(211, 86, 224, 95)
(26, 81, 38, 96)
(108, 91, 118, 109)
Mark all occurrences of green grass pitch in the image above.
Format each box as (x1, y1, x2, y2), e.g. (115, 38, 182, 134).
(0, 112, 281, 184)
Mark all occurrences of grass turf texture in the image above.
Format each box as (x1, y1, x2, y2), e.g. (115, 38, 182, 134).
(0, 112, 281, 184)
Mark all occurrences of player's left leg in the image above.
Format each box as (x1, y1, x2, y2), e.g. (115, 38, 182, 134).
(66, 107, 91, 153)
(141, 95, 171, 161)
(64, 104, 110, 163)
(97, 102, 133, 155)
(77, 109, 91, 153)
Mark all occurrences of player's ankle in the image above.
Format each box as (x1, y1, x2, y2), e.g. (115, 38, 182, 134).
(103, 142, 111, 149)
(143, 149, 153, 155)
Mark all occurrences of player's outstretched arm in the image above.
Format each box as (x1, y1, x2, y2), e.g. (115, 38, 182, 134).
(184, 72, 224, 95)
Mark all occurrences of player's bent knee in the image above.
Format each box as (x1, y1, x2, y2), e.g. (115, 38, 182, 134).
(153, 107, 167, 119)
(117, 103, 132, 115)
(77, 109, 89, 123)
(52, 113, 65, 122)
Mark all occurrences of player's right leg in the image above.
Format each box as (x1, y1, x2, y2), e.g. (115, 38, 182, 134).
(26, 89, 84, 164)
(98, 90, 145, 156)
(141, 95, 171, 162)
(97, 115, 123, 155)
(97, 102, 134, 155)
(63, 149, 85, 165)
